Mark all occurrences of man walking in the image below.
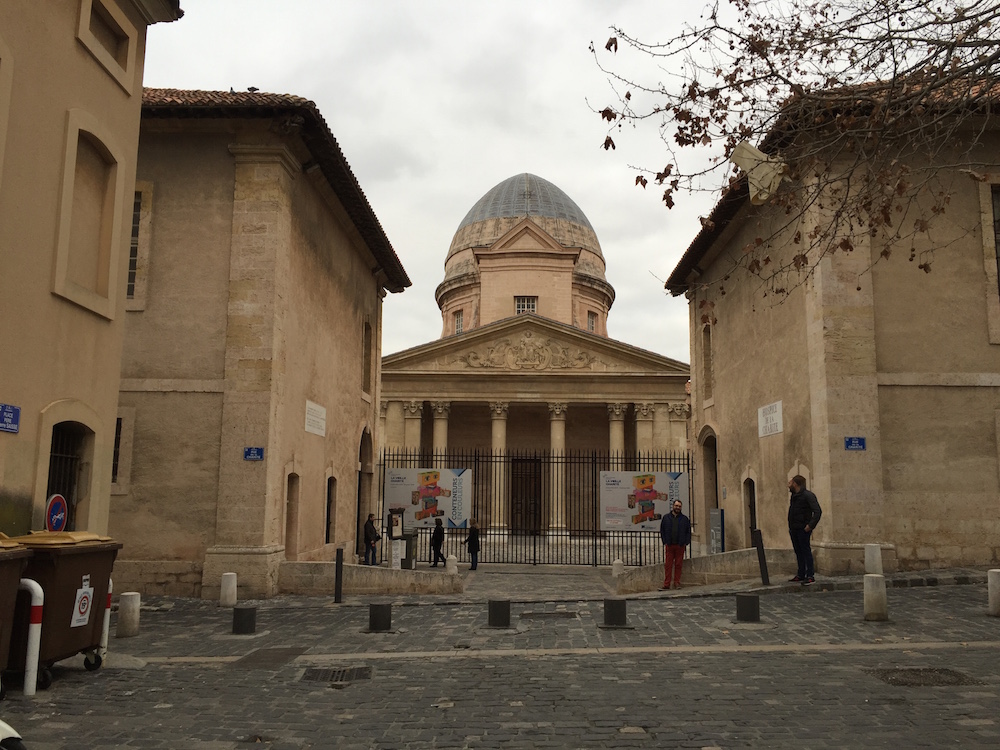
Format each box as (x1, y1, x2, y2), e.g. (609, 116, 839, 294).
(363, 513, 381, 566)
(430, 517, 446, 567)
(787, 475, 822, 585)
(659, 499, 691, 590)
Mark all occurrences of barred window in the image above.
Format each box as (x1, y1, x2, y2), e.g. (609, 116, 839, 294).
(515, 296, 537, 315)
(454, 309, 463, 334)
(587, 311, 597, 332)
(126, 191, 141, 298)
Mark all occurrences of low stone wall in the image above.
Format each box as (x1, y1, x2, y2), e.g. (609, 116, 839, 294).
(616, 547, 798, 594)
(813, 542, 898, 575)
(279, 561, 465, 596)
(112, 559, 203, 598)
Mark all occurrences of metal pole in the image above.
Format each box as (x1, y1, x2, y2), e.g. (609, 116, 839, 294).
(334, 548, 344, 603)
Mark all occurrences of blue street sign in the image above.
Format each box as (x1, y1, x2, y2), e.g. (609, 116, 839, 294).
(243, 447, 264, 461)
(844, 437, 866, 451)
(0, 403, 20, 434)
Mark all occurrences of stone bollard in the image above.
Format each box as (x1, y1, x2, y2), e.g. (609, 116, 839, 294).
(445, 554, 458, 576)
(232, 604, 256, 635)
(488, 599, 511, 628)
(612, 559, 624, 578)
(864, 544, 883, 575)
(116, 592, 141, 638)
(735, 593, 760, 622)
(989, 569, 1000, 617)
(603, 598, 627, 628)
(863, 573, 889, 621)
(220, 572, 237, 607)
(369, 603, 392, 632)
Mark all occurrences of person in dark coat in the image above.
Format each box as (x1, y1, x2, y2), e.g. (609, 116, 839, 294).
(430, 517, 446, 567)
(463, 518, 480, 570)
(787, 475, 822, 584)
(659, 500, 691, 589)
(363, 513, 381, 566)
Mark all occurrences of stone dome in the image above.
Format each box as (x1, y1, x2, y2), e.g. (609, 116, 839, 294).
(446, 173, 603, 262)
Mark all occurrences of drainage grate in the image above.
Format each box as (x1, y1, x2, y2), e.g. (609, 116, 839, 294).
(301, 666, 372, 683)
(867, 668, 982, 687)
(520, 611, 578, 619)
(231, 647, 308, 670)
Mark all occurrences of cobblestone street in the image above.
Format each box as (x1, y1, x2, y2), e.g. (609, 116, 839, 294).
(2, 569, 998, 748)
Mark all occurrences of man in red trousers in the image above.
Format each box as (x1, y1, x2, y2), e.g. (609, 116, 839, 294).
(660, 499, 691, 590)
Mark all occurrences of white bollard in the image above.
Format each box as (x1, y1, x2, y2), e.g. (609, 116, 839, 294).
(99, 579, 113, 661)
(18, 578, 43, 698)
(445, 554, 458, 575)
(220, 572, 238, 607)
(612, 559, 624, 578)
(863, 573, 888, 622)
(864, 544, 883, 574)
(989, 569, 1000, 617)
(117, 592, 141, 638)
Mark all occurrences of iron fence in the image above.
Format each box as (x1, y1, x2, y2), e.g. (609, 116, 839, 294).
(377, 449, 692, 567)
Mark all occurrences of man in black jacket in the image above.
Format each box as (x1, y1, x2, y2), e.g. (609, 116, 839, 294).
(787, 475, 822, 585)
(363, 513, 381, 566)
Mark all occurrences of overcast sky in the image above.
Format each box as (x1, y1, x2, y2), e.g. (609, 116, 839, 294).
(143, 1, 716, 363)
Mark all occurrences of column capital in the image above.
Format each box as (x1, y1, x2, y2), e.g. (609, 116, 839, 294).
(403, 400, 423, 418)
(607, 403, 627, 421)
(430, 401, 451, 417)
(489, 401, 509, 419)
(635, 402, 656, 421)
(548, 402, 568, 420)
(667, 402, 691, 420)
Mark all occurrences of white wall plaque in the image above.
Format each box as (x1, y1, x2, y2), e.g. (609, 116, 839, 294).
(758, 400, 783, 437)
(305, 400, 327, 436)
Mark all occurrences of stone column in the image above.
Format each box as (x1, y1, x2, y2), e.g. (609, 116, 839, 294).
(549, 403, 568, 529)
(489, 401, 508, 529)
(430, 401, 450, 465)
(607, 403, 627, 469)
(402, 400, 423, 452)
(667, 402, 690, 451)
(635, 403, 655, 461)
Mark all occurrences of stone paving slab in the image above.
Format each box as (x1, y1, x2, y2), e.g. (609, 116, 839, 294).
(0, 568, 997, 749)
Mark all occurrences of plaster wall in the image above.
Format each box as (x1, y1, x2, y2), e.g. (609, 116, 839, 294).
(0, 1, 153, 535)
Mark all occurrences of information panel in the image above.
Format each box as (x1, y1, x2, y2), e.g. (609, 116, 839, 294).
(384, 468, 473, 529)
(599, 471, 689, 531)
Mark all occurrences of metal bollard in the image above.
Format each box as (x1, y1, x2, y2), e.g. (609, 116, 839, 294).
(604, 598, 627, 628)
(99, 579, 113, 661)
(117, 592, 141, 638)
(864, 544, 883, 575)
(863, 573, 889, 621)
(18, 578, 43, 697)
(988, 569, 1000, 617)
(232, 604, 257, 635)
(220, 572, 237, 607)
(488, 599, 511, 628)
(735, 593, 760, 622)
(369, 603, 392, 632)
(334, 548, 344, 604)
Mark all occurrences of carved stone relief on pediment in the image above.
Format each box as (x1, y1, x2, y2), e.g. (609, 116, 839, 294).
(448, 330, 598, 371)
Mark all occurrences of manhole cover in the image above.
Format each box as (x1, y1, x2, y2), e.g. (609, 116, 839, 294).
(301, 666, 372, 683)
(867, 668, 982, 687)
(520, 611, 578, 619)
(231, 647, 308, 670)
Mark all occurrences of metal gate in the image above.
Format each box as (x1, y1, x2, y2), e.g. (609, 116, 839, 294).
(377, 449, 692, 566)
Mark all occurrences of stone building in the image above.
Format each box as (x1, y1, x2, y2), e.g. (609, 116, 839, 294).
(109, 89, 410, 597)
(667, 133, 1000, 572)
(0, 1, 182, 536)
(381, 174, 690, 540)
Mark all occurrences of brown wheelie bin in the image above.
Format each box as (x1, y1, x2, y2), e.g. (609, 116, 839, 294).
(0, 534, 32, 699)
(7, 531, 121, 689)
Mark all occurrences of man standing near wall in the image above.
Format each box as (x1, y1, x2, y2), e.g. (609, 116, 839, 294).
(787, 475, 822, 585)
(660, 500, 691, 590)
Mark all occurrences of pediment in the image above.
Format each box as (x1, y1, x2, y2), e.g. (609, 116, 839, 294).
(383, 315, 689, 376)
(475, 218, 579, 257)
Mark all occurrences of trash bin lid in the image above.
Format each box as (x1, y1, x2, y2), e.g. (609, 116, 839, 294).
(0, 532, 27, 550)
(7, 530, 114, 546)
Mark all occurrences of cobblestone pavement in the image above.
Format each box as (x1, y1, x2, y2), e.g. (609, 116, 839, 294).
(1, 568, 998, 749)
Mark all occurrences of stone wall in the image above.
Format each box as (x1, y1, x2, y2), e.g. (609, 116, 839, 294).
(279, 561, 464, 596)
(616, 548, 798, 594)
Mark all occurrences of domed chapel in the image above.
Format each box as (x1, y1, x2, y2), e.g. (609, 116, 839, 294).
(380, 174, 691, 545)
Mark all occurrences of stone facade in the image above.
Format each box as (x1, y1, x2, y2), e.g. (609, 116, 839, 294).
(110, 90, 409, 598)
(667, 132, 1000, 572)
(0, 1, 181, 537)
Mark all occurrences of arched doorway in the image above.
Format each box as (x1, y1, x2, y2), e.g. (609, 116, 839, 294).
(355, 428, 374, 559)
(46, 421, 92, 531)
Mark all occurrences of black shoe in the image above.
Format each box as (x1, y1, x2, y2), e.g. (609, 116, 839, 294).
(430, 564, 438, 568)
(801, 577, 815, 586)
(789, 576, 803, 582)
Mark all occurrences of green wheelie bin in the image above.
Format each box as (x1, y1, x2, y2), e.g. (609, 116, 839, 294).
(7, 531, 121, 689)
